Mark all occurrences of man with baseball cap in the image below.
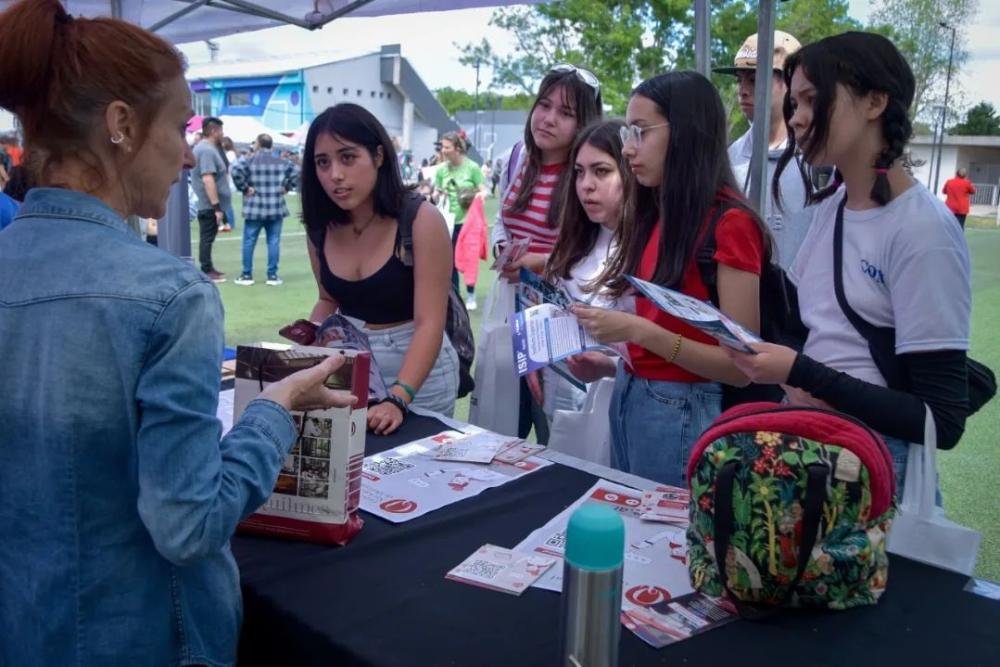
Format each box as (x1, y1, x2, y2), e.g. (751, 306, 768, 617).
(716, 30, 811, 269)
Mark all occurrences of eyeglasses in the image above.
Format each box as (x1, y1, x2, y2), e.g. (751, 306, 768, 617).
(550, 63, 601, 97)
(619, 123, 669, 147)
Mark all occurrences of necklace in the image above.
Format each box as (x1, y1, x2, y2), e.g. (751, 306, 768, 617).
(351, 210, 378, 238)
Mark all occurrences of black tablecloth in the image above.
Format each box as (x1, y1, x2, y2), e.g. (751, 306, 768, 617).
(232, 414, 999, 666)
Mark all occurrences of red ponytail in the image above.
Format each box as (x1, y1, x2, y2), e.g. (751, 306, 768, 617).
(0, 0, 185, 184)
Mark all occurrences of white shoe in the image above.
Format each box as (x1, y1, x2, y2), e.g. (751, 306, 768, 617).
(266, 275, 283, 286)
(465, 295, 477, 311)
(234, 274, 254, 286)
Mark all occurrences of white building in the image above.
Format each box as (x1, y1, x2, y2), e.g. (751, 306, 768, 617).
(186, 44, 474, 165)
(909, 134, 1000, 207)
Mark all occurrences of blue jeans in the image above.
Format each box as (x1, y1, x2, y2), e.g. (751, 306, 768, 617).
(224, 202, 237, 231)
(242, 217, 282, 277)
(609, 364, 723, 486)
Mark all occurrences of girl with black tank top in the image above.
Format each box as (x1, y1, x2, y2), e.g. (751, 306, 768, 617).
(300, 104, 458, 435)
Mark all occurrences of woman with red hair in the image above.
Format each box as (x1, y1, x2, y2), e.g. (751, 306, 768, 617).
(0, 1, 354, 664)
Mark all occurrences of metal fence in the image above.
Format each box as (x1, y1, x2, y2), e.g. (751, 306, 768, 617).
(971, 183, 998, 206)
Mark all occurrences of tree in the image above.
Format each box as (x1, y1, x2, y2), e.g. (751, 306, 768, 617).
(435, 87, 534, 116)
(868, 0, 978, 123)
(950, 102, 1000, 136)
(460, 0, 859, 122)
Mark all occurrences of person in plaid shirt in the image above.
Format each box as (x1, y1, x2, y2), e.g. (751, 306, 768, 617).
(231, 134, 299, 285)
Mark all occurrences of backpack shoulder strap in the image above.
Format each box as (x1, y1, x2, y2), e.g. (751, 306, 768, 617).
(397, 192, 425, 268)
(695, 200, 736, 307)
(831, 194, 903, 388)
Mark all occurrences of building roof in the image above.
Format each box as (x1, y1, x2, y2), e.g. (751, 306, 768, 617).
(186, 50, 375, 81)
(910, 134, 1000, 148)
(455, 110, 529, 125)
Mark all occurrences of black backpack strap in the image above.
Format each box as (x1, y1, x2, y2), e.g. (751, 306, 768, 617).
(713, 459, 828, 617)
(397, 192, 425, 268)
(832, 195, 904, 388)
(695, 202, 735, 307)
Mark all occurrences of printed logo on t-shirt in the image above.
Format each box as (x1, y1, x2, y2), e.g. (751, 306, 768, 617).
(859, 259, 885, 286)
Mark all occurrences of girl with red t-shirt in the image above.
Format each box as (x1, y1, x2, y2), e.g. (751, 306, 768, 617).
(572, 71, 770, 486)
(489, 64, 604, 441)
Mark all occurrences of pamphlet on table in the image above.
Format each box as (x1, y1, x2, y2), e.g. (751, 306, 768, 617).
(626, 275, 761, 354)
(514, 480, 737, 647)
(360, 429, 551, 524)
(447, 544, 558, 596)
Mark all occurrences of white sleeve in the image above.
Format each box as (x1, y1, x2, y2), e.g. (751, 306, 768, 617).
(888, 203, 971, 354)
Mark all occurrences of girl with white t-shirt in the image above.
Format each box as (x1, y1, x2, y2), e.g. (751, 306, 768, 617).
(532, 119, 632, 423)
(730, 32, 972, 495)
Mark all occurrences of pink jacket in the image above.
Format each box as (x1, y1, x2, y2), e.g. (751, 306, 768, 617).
(455, 195, 487, 287)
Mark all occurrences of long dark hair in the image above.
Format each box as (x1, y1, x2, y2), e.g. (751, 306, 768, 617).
(546, 119, 631, 286)
(301, 103, 406, 236)
(774, 31, 915, 207)
(507, 67, 603, 227)
(606, 71, 768, 295)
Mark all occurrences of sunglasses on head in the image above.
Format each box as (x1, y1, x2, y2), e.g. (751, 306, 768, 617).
(550, 63, 601, 97)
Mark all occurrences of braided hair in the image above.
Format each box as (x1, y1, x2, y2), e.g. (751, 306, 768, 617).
(773, 32, 915, 206)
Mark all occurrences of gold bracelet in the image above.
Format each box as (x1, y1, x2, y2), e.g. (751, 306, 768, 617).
(666, 334, 683, 364)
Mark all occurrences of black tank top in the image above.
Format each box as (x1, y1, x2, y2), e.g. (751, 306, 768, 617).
(309, 219, 415, 324)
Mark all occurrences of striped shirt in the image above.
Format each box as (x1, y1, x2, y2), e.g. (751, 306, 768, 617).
(500, 162, 564, 253)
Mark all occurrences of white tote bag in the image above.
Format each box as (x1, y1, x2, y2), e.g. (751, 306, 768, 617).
(468, 280, 519, 436)
(436, 192, 455, 237)
(547, 376, 615, 467)
(886, 405, 981, 575)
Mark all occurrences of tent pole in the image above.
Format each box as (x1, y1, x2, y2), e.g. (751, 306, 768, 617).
(151, 0, 213, 33)
(748, 0, 776, 215)
(694, 0, 710, 77)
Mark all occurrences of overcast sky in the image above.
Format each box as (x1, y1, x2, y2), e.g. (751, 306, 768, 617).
(177, 1, 1000, 115)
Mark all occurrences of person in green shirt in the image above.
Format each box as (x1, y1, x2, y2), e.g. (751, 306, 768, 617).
(434, 131, 486, 302)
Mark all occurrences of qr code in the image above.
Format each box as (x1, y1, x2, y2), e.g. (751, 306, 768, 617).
(459, 559, 503, 580)
(364, 457, 414, 476)
(545, 530, 567, 550)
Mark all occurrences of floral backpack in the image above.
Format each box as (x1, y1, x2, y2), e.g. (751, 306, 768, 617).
(686, 402, 896, 614)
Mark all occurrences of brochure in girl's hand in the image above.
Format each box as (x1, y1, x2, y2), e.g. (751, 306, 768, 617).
(511, 303, 610, 376)
(625, 275, 762, 354)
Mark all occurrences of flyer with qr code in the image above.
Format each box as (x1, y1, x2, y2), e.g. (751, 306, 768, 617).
(513, 481, 736, 647)
(359, 430, 551, 523)
(446, 544, 557, 595)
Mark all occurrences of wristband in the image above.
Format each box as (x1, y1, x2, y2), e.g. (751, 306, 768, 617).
(391, 381, 417, 402)
(666, 334, 683, 364)
(380, 393, 408, 416)
(212, 203, 223, 212)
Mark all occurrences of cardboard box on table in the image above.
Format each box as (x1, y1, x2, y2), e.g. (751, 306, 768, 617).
(234, 344, 369, 545)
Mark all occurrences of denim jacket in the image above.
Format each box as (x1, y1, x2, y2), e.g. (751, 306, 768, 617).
(0, 189, 297, 666)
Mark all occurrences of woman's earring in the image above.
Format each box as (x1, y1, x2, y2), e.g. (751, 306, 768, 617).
(111, 133, 125, 145)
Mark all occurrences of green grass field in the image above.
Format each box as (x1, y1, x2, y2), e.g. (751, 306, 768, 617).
(206, 194, 1000, 581)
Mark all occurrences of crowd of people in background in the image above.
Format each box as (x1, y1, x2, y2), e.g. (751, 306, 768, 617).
(0, 0, 982, 663)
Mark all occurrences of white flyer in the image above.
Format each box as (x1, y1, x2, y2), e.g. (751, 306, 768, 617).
(360, 430, 551, 523)
(433, 431, 521, 463)
(515, 481, 693, 599)
(446, 544, 557, 596)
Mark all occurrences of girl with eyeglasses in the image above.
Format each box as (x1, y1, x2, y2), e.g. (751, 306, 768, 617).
(728, 32, 973, 494)
(572, 71, 770, 486)
(491, 63, 604, 441)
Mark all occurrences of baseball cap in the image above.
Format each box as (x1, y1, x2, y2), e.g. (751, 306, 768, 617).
(714, 30, 801, 75)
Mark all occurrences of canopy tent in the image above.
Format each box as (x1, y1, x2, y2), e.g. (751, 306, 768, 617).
(215, 115, 299, 149)
(8, 1, 538, 44)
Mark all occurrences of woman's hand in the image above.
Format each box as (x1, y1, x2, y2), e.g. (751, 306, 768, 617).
(261, 355, 358, 412)
(367, 400, 405, 436)
(725, 342, 798, 385)
(782, 384, 833, 410)
(565, 352, 618, 383)
(571, 305, 645, 345)
(500, 252, 547, 282)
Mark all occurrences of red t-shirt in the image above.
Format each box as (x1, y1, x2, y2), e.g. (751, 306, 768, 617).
(627, 206, 763, 382)
(942, 177, 975, 215)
